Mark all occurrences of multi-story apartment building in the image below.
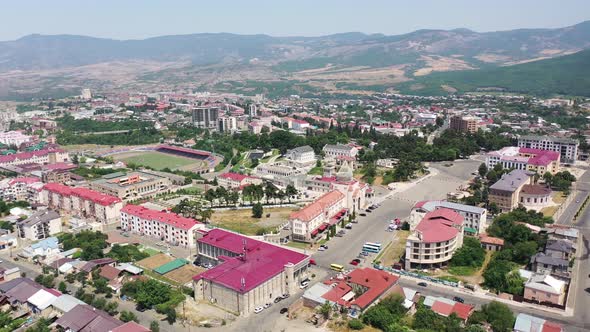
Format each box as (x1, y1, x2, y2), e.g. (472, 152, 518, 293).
(17, 210, 62, 241)
(322, 144, 358, 160)
(410, 200, 487, 235)
(90, 171, 172, 201)
(0, 177, 44, 203)
(120, 205, 203, 248)
(217, 172, 262, 190)
(450, 116, 478, 133)
(0, 131, 32, 146)
(285, 146, 316, 167)
(193, 228, 309, 315)
(405, 209, 464, 270)
(486, 147, 560, 175)
(289, 190, 346, 243)
(0, 148, 69, 168)
(41, 183, 123, 224)
(518, 135, 579, 164)
(488, 170, 533, 213)
(192, 107, 219, 129)
(217, 116, 238, 133)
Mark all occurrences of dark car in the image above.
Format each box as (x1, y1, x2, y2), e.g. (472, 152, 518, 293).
(136, 304, 148, 312)
(274, 297, 282, 303)
(417, 282, 428, 287)
(359, 213, 367, 217)
(280, 308, 288, 314)
(453, 296, 464, 303)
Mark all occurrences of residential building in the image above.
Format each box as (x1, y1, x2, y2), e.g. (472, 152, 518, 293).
(192, 107, 219, 129)
(55, 304, 125, 332)
(523, 274, 566, 305)
(410, 200, 487, 235)
(519, 184, 552, 208)
(514, 313, 564, 332)
(217, 116, 238, 133)
(20, 237, 60, 259)
(423, 296, 475, 322)
(405, 209, 464, 270)
(486, 147, 560, 175)
(193, 228, 310, 315)
(0, 131, 32, 146)
(0, 177, 44, 203)
(478, 234, 504, 251)
(289, 190, 346, 242)
(318, 268, 399, 313)
(415, 113, 438, 125)
(120, 205, 204, 248)
(0, 148, 69, 168)
(450, 116, 478, 133)
(285, 146, 316, 167)
(488, 170, 533, 213)
(90, 171, 173, 201)
(545, 239, 576, 260)
(254, 163, 300, 178)
(51, 294, 85, 315)
(0, 234, 17, 253)
(217, 172, 262, 190)
(41, 183, 123, 224)
(530, 253, 569, 276)
(291, 119, 310, 131)
(518, 135, 579, 164)
(17, 210, 62, 241)
(322, 144, 358, 160)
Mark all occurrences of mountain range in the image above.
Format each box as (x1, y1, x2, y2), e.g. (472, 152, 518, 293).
(1, 20, 590, 99)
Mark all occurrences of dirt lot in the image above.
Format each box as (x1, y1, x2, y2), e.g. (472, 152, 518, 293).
(164, 265, 205, 285)
(136, 253, 174, 270)
(210, 206, 298, 235)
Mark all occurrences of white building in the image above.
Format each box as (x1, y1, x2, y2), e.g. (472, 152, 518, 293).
(322, 144, 358, 160)
(0, 131, 32, 146)
(81, 88, 92, 100)
(410, 200, 488, 235)
(518, 135, 579, 164)
(254, 163, 301, 178)
(217, 172, 262, 190)
(285, 146, 316, 167)
(289, 190, 346, 242)
(17, 210, 62, 241)
(0, 177, 43, 203)
(217, 116, 238, 133)
(0, 148, 70, 168)
(120, 205, 204, 248)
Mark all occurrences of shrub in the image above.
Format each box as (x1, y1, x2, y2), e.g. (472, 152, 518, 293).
(348, 319, 364, 330)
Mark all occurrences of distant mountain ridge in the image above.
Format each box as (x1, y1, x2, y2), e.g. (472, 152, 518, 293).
(1, 21, 590, 99)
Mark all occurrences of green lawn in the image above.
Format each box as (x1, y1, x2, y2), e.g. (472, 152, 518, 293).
(307, 166, 324, 175)
(140, 246, 161, 257)
(285, 241, 311, 250)
(118, 152, 196, 170)
(448, 265, 477, 276)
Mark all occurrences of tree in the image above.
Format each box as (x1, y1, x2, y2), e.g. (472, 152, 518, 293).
(318, 302, 332, 319)
(105, 301, 119, 316)
(479, 301, 515, 332)
(58, 281, 67, 294)
(25, 317, 51, 332)
(348, 319, 364, 330)
(204, 189, 217, 208)
(252, 203, 264, 218)
(93, 278, 110, 294)
(150, 321, 160, 332)
(450, 237, 486, 268)
(488, 202, 500, 215)
(120, 310, 138, 323)
(478, 163, 488, 177)
(285, 184, 298, 203)
(164, 306, 177, 324)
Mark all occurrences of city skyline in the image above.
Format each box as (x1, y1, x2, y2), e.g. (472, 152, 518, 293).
(1, 0, 589, 41)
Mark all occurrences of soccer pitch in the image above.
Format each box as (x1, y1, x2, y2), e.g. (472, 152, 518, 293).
(116, 151, 197, 170)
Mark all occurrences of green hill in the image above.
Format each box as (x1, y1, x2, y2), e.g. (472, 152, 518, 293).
(398, 49, 590, 97)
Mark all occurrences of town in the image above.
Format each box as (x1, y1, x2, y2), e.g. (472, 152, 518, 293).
(0, 87, 588, 332)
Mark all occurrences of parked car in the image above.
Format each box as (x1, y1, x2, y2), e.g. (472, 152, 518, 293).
(359, 251, 369, 256)
(453, 296, 464, 303)
(281, 293, 290, 299)
(349, 260, 359, 266)
(359, 213, 367, 217)
(318, 245, 328, 251)
(274, 297, 282, 303)
(309, 259, 317, 265)
(351, 219, 358, 223)
(263, 303, 272, 309)
(280, 308, 288, 314)
(136, 305, 148, 312)
(418, 282, 428, 287)
(254, 307, 264, 314)
(345, 224, 353, 229)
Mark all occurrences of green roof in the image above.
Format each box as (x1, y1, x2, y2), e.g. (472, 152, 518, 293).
(102, 171, 127, 179)
(464, 227, 477, 234)
(153, 258, 188, 275)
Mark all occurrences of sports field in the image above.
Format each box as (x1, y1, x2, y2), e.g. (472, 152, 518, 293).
(114, 151, 199, 170)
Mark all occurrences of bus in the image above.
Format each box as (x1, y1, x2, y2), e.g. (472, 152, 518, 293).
(362, 242, 382, 253)
(330, 263, 344, 272)
(364, 242, 382, 249)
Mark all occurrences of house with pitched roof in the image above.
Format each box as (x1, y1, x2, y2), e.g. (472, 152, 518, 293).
(514, 313, 564, 332)
(217, 172, 262, 190)
(289, 190, 346, 243)
(524, 274, 566, 305)
(405, 209, 464, 270)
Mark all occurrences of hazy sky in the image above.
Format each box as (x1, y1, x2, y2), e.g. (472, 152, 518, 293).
(1, 0, 589, 41)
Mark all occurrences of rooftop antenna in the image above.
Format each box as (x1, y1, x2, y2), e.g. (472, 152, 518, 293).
(242, 238, 247, 260)
(240, 277, 246, 290)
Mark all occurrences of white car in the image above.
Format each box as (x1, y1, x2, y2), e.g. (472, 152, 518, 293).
(254, 307, 264, 314)
(300, 281, 309, 289)
(263, 303, 272, 309)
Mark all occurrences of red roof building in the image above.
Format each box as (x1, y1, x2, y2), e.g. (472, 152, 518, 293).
(289, 190, 346, 243)
(193, 229, 309, 315)
(0, 148, 69, 167)
(121, 205, 203, 248)
(217, 172, 262, 190)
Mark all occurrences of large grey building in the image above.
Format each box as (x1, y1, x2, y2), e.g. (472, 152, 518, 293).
(518, 135, 579, 164)
(192, 107, 220, 129)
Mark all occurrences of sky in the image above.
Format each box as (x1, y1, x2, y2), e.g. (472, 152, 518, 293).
(1, 0, 589, 41)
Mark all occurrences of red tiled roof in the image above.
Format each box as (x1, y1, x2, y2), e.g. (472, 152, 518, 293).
(322, 281, 353, 305)
(289, 190, 345, 223)
(99, 265, 121, 281)
(414, 200, 428, 209)
(521, 184, 552, 196)
(451, 302, 474, 320)
(111, 322, 150, 332)
(0, 148, 65, 164)
(156, 144, 211, 157)
(193, 229, 308, 293)
(415, 208, 463, 243)
(9, 177, 40, 185)
(121, 205, 201, 231)
(519, 148, 560, 166)
(479, 234, 504, 246)
(348, 268, 398, 309)
(431, 301, 454, 317)
(542, 322, 564, 332)
(219, 172, 254, 182)
(43, 183, 122, 206)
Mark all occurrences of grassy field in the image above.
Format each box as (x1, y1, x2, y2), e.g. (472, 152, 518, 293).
(541, 191, 567, 217)
(210, 207, 298, 235)
(115, 151, 197, 170)
(380, 230, 410, 267)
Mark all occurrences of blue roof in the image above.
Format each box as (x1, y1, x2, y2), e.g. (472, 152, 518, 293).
(514, 313, 546, 332)
(30, 237, 59, 250)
